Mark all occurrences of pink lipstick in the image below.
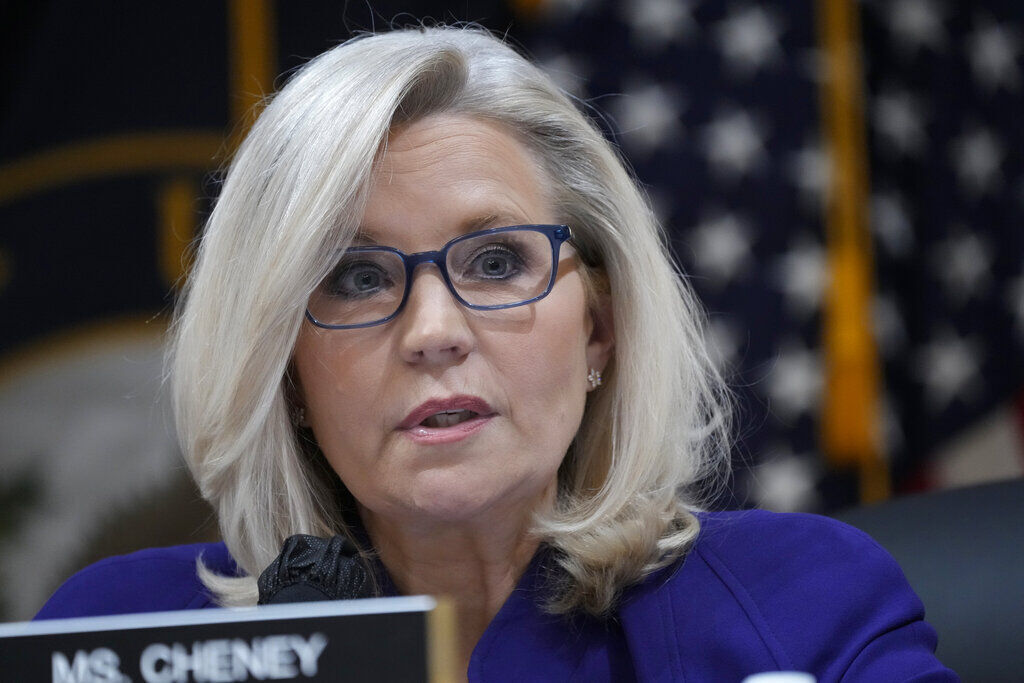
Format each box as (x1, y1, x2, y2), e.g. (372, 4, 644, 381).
(399, 395, 496, 444)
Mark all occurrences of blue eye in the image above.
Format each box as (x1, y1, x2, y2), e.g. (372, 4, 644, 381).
(466, 246, 523, 280)
(326, 261, 394, 298)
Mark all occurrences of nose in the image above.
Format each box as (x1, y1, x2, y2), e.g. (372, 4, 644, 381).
(396, 266, 475, 365)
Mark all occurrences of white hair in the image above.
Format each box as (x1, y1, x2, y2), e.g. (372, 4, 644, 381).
(170, 25, 731, 615)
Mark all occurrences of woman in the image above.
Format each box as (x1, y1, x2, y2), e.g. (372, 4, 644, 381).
(36, 26, 955, 681)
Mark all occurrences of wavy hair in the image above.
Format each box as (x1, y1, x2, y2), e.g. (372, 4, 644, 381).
(170, 25, 731, 615)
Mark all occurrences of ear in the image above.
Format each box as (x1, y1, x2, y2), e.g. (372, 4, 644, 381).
(585, 294, 615, 379)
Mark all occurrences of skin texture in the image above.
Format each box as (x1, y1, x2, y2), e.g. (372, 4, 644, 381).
(292, 113, 614, 672)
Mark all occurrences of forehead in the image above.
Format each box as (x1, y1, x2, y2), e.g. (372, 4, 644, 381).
(358, 114, 556, 246)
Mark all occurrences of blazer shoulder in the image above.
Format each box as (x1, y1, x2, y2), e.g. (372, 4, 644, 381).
(624, 509, 957, 681)
(34, 542, 236, 620)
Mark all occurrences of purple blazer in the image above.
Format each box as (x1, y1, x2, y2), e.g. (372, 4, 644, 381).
(35, 510, 958, 681)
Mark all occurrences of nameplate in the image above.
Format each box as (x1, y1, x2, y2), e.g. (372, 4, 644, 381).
(0, 596, 457, 682)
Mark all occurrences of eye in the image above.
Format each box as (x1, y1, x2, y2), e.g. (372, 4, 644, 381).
(465, 245, 523, 280)
(324, 259, 394, 298)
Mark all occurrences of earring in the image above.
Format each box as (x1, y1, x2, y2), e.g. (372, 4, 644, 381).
(292, 406, 307, 427)
(587, 368, 603, 390)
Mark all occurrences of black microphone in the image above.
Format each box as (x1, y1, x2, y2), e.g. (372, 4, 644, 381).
(257, 534, 373, 604)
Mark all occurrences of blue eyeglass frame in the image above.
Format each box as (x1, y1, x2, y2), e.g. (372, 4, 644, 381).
(305, 223, 573, 329)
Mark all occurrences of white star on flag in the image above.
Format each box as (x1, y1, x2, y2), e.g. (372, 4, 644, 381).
(871, 191, 915, 257)
(787, 138, 831, 207)
(621, 0, 696, 50)
(872, 87, 928, 158)
(765, 339, 823, 421)
(609, 77, 686, 155)
(714, 4, 784, 77)
(706, 316, 744, 372)
(950, 126, 1005, 196)
(887, 0, 947, 55)
(873, 293, 910, 358)
(754, 448, 821, 512)
(772, 237, 827, 318)
(535, 51, 590, 97)
(700, 108, 769, 179)
(965, 17, 1022, 92)
(914, 330, 982, 412)
(929, 232, 993, 305)
(688, 212, 755, 286)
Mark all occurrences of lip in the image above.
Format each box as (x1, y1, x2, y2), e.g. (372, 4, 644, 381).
(398, 395, 496, 444)
(399, 395, 496, 429)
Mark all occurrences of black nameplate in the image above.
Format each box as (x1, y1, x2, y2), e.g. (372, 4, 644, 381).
(0, 596, 457, 682)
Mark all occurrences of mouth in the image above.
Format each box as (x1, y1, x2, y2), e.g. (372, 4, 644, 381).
(419, 409, 479, 428)
(399, 395, 496, 432)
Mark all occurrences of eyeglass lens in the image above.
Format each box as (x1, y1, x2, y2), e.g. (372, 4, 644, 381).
(307, 228, 556, 327)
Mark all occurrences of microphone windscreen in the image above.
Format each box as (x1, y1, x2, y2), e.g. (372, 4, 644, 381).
(257, 534, 373, 604)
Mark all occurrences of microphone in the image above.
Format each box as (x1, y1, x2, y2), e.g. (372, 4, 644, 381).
(257, 534, 373, 604)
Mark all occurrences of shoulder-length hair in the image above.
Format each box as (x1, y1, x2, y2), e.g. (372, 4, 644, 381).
(170, 24, 730, 615)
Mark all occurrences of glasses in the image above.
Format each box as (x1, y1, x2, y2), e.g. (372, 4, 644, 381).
(306, 224, 573, 329)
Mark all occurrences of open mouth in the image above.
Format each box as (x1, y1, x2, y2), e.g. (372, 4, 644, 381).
(420, 410, 479, 428)
(399, 396, 495, 435)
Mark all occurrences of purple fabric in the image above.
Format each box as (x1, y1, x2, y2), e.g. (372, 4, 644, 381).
(34, 510, 958, 681)
(35, 542, 235, 619)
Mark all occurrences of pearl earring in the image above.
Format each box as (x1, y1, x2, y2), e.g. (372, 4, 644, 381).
(292, 406, 307, 426)
(587, 368, 603, 390)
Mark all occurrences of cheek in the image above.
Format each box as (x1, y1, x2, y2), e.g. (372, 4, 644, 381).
(496, 296, 592, 427)
(292, 330, 393, 457)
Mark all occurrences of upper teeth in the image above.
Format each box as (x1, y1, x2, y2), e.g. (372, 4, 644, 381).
(422, 410, 476, 428)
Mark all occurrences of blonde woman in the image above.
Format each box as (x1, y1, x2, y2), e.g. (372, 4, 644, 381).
(37, 26, 955, 681)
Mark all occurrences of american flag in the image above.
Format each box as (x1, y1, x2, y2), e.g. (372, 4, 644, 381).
(513, 0, 1024, 511)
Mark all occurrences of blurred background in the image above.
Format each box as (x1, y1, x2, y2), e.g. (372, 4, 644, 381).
(1, 0, 1021, 622)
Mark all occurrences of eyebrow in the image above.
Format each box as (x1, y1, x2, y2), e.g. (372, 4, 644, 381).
(353, 213, 527, 247)
(350, 232, 382, 247)
(463, 213, 519, 232)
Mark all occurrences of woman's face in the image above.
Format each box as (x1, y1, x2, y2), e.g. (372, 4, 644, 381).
(292, 114, 612, 530)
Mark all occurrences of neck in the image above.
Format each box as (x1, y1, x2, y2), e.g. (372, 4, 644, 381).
(360, 503, 547, 677)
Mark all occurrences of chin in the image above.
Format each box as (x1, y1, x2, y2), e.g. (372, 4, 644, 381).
(406, 474, 502, 521)
(400, 467, 550, 526)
